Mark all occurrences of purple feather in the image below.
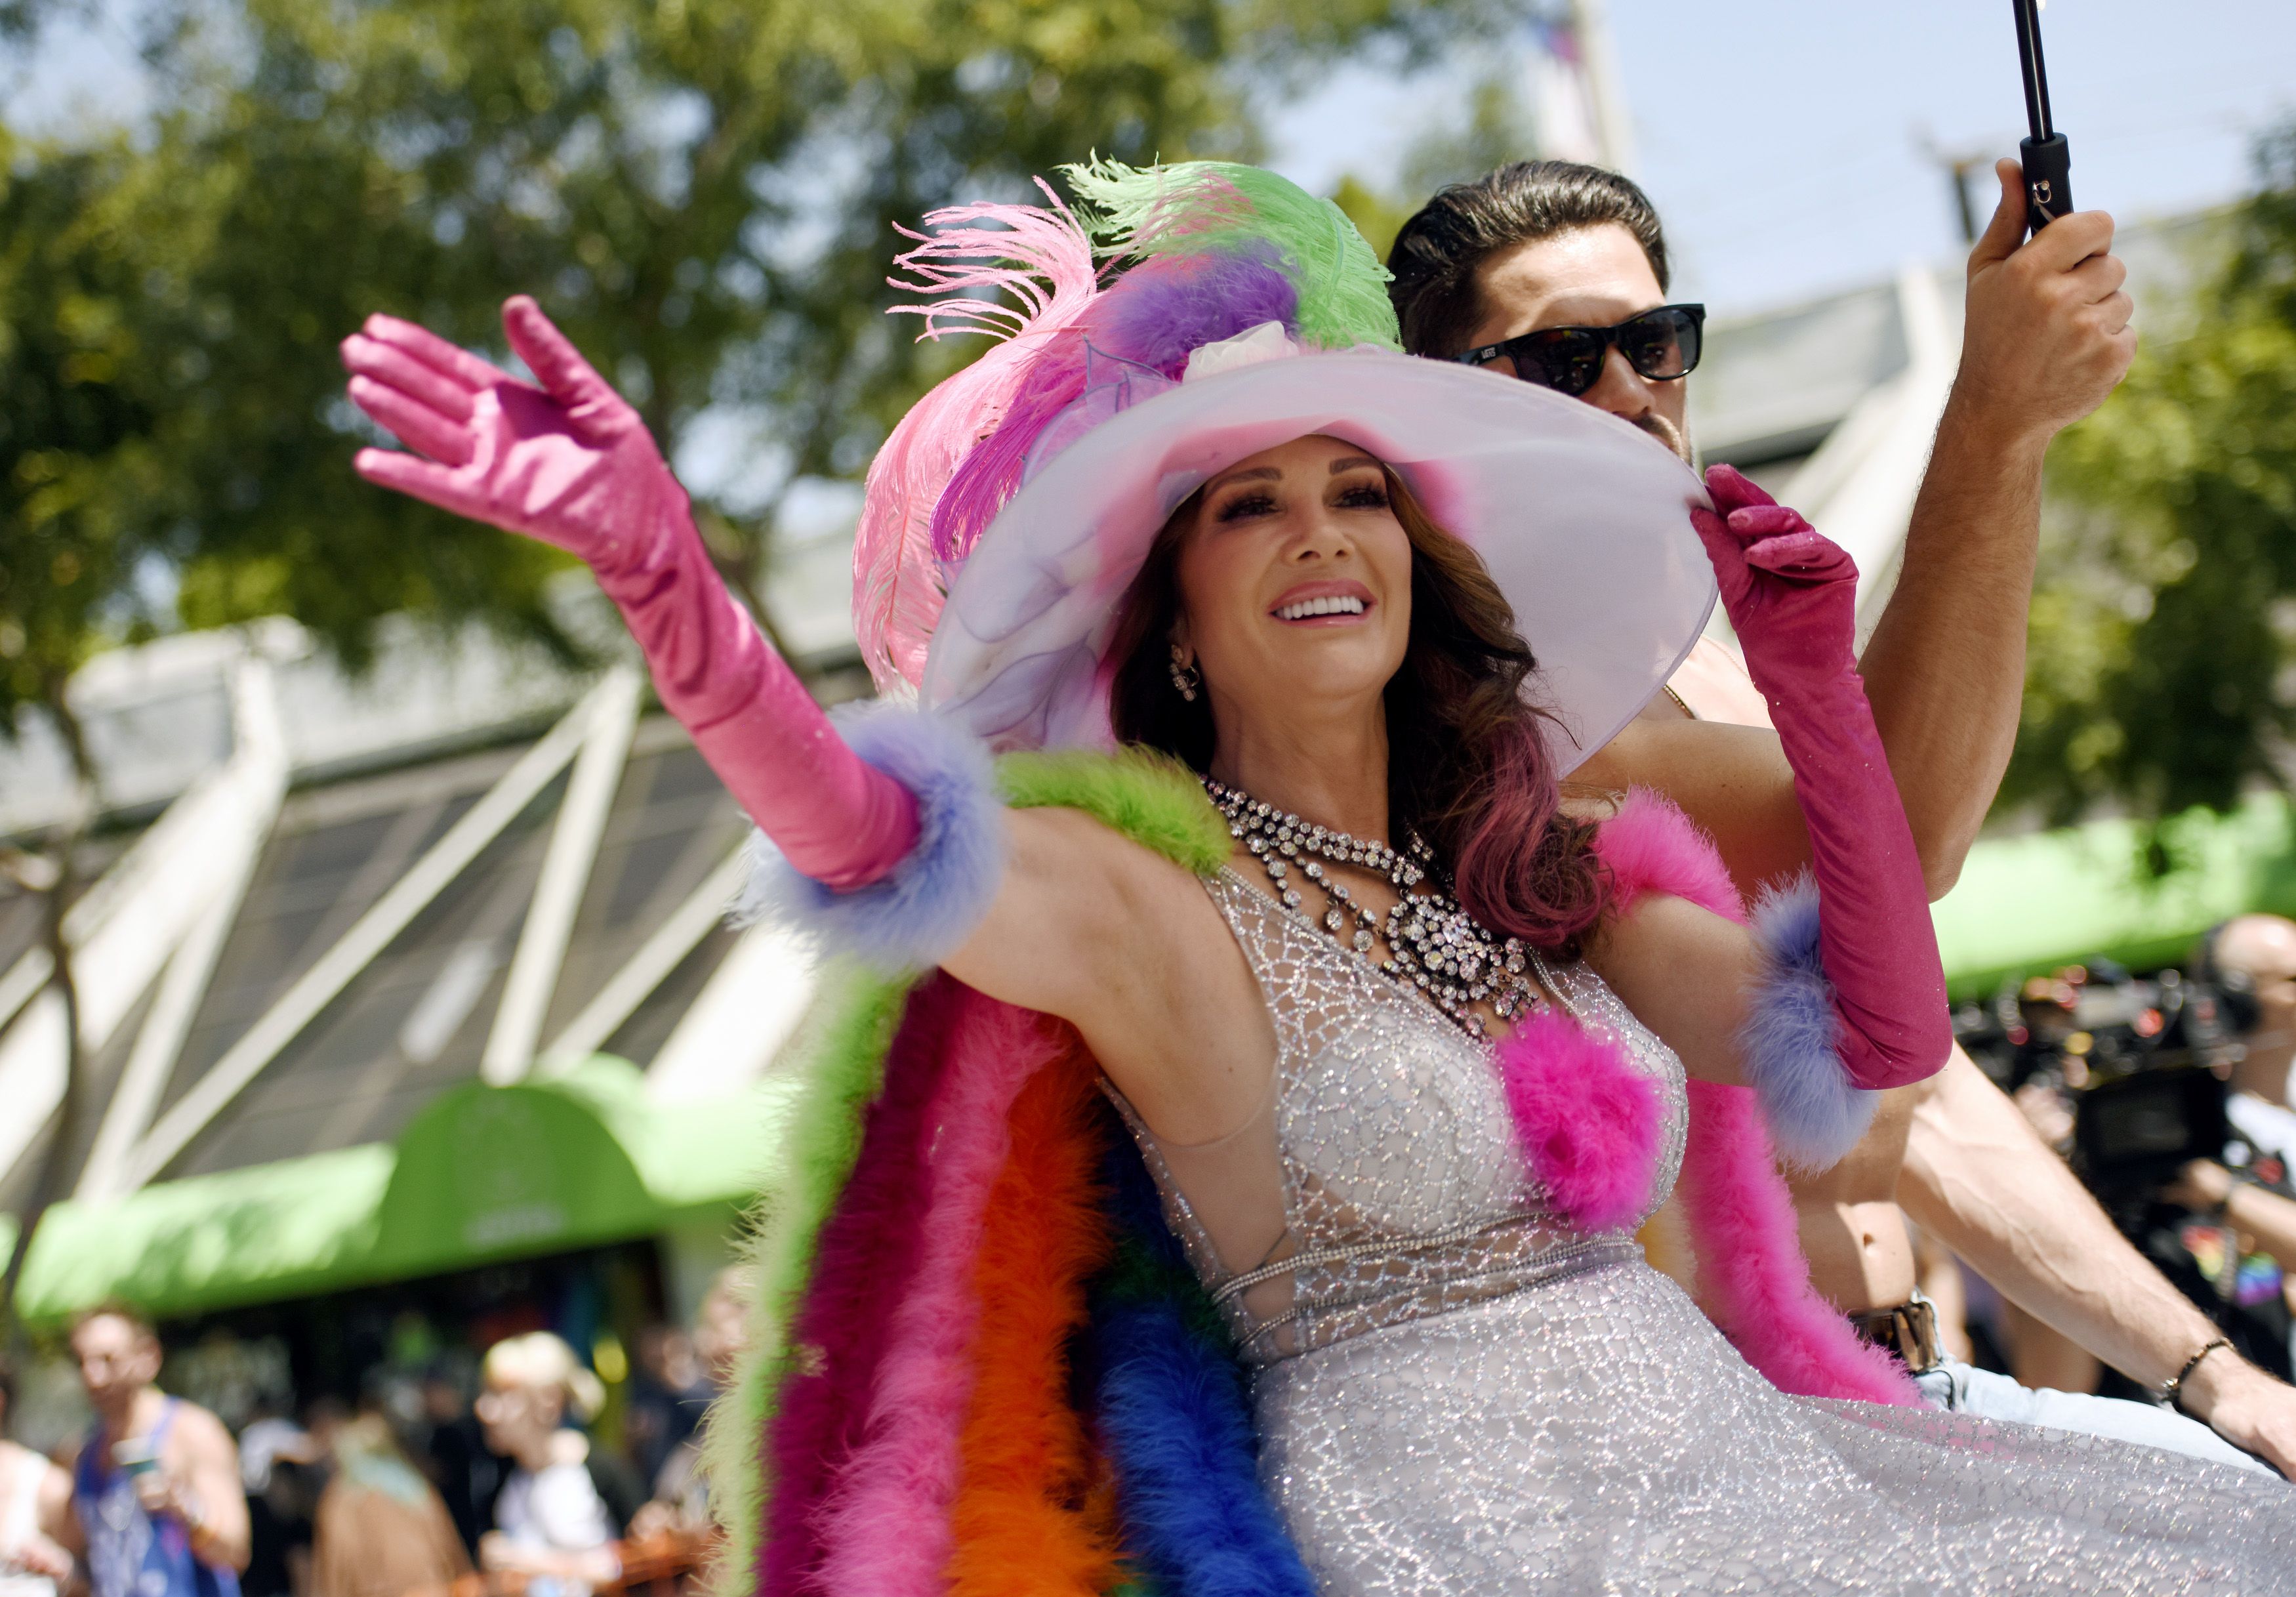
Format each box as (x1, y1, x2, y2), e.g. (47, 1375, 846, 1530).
(1086, 242, 1300, 377)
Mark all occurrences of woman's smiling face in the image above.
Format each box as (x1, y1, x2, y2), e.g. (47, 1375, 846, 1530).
(1170, 433, 1414, 737)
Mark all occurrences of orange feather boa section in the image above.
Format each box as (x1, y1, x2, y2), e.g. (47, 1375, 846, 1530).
(943, 1045, 1122, 1596)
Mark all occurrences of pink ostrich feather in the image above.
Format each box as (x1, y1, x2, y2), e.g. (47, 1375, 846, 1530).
(853, 181, 1101, 695)
(756, 979, 963, 1596)
(1498, 1009, 1662, 1234)
(808, 989, 1078, 1597)
(1590, 789, 1919, 1406)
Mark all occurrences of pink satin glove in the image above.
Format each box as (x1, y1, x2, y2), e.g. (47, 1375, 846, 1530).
(1692, 465, 1948, 1090)
(340, 297, 918, 890)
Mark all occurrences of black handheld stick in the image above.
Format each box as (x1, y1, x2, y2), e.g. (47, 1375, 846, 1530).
(2013, 0, 2073, 232)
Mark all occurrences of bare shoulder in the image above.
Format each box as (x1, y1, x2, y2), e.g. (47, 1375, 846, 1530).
(168, 1401, 239, 1464)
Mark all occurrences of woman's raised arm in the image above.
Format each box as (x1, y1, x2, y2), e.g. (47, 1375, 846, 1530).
(1585, 470, 1950, 1165)
(342, 297, 920, 891)
(342, 298, 1254, 1102)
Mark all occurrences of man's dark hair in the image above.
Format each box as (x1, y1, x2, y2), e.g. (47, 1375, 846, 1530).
(1387, 161, 1671, 359)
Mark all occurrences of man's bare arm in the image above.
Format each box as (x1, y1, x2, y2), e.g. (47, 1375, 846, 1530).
(172, 1406, 253, 1571)
(1899, 1050, 2296, 1474)
(1856, 161, 2135, 896)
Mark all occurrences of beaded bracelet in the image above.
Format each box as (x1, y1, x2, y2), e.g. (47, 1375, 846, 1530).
(2160, 1336, 2234, 1411)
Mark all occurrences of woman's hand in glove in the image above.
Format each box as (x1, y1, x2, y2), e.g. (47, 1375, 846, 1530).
(342, 295, 676, 577)
(1689, 464, 1859, 690)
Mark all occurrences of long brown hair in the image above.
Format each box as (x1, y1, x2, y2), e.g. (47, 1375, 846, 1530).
(1107, 465, 1608, 956)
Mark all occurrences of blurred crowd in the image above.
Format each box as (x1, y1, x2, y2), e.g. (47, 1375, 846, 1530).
(0, 1269, 746, 1597)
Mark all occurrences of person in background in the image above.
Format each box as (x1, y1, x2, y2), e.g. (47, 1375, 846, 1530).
(308, 1410, 468, 1597)
(1387, 158, 2296, 1476)
(0, 1358, 72, 1597)
(630, 1268, 749, 1539)
(473, 1335, 617, 1597)
(621, 1329, 707, 1494)
(235, 1393, 318, 1597)
(49, 1306, 248, 1597)
(2196, 915, 2296, 1163)
(415, 1373, 492, 1558)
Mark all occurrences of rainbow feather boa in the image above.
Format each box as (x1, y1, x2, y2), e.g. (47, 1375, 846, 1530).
(704, 760, 1912, 1597)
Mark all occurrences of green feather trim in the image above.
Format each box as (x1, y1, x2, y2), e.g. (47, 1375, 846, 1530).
(701, 967, 909, 1597)
(997, 745, 1233, 877)
(704, 749, 1229, 1588)
(1062, 157, 1401, 354)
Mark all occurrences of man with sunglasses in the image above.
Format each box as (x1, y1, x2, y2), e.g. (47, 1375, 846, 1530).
(1391, 159, 2296, 1476)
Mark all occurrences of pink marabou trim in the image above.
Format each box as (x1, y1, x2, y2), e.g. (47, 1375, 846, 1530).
(1680, 1080, 1920, 1406)
(1594, 787, 1746, 925)
(1498, 1010, 1662, 1234)
(810, 990, 1075, 1597)
(760, 980, 963, 1595)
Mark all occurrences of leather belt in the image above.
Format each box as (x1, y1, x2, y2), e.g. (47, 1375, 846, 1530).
(1845, 1287, 1944, 1376)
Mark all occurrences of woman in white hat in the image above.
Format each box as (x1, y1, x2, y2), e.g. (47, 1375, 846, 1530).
(341, 161, 2295, 1593)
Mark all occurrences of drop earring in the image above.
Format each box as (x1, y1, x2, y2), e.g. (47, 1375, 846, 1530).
(1168, 644, 1200, 703)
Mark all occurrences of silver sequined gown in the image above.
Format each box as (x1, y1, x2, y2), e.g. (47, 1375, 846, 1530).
(1112, 869, 2296, 1595)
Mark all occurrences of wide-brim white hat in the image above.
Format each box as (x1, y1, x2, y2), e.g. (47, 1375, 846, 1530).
(919, 346, 1716, 773)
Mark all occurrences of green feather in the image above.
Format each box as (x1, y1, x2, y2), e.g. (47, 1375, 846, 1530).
(998, 745, 1233, 876)
(1062, 157, 1401, 354)
(705, 749, 1231, 1583)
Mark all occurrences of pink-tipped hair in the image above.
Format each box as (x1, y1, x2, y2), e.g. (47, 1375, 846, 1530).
(808, 991, 1079, 1596)
(1591, 789, 1919, 1406)
(854, 182, 1101, 694)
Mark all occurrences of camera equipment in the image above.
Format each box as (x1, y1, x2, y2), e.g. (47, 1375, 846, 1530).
(2011, 0, 2074, 234)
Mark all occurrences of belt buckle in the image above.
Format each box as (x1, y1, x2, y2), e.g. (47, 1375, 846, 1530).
(1895, 1289, 1942, 1376)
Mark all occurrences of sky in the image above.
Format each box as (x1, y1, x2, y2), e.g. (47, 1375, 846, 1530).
(1265, 0, 2296, 316)
(9, 2, 2293, 321)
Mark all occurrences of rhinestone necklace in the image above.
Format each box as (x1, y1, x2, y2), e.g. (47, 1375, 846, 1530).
(1203, 778, 1542, 1039)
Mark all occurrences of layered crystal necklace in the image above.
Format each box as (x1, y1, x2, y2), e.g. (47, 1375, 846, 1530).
(1202, 777, 1543, 1039)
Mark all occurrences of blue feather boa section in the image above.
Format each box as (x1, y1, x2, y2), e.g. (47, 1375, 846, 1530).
(732, 702, 1004, 971)
(1089, 1127, 1317, 1597)
(1739, 873, 1879, 1170)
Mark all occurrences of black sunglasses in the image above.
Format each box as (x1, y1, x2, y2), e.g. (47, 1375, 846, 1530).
(1453, 304, 1706, 398)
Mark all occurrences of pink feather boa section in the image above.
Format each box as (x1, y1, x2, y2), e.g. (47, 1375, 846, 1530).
(760, 979, 963, 1595)
(1678, 1079, 1919, 1405)
(1591, 789, 1919, 1406)
(810, 988, 1079, 1596)
(1593, 785, 1746, 923)
(1497, 1010, 1661, 1234)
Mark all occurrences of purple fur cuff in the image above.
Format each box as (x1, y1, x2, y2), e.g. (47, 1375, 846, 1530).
(1740, 873, 1877, 1170)
(733, 702, 1004, 970)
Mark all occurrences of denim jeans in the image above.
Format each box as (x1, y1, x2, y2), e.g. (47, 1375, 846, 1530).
(1913, 1357, 2275, 1476)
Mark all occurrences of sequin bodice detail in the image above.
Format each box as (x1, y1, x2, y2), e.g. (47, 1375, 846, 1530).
(1115, 869, 1686, 1366)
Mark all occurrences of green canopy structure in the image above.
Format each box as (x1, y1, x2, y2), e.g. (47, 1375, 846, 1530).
(6, 1057, 795, 1328)
(1935, 794, 2296, 998)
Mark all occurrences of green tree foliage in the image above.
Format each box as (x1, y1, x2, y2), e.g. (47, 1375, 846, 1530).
(0, 0, 1518, 730)
(2004, 125, 2296, 830)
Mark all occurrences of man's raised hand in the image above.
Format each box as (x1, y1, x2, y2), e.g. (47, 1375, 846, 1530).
(1952, 157, 2137, 447)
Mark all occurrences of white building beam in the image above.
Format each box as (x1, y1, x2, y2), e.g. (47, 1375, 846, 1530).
(538, 842, 751, 1073)
(482, 667, 640, 1085)
(119, 678, 610, 1190)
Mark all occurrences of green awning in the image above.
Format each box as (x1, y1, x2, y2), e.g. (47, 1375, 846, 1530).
(1936, 794, 2296, 997)
(10, 1057, 794, 1327)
